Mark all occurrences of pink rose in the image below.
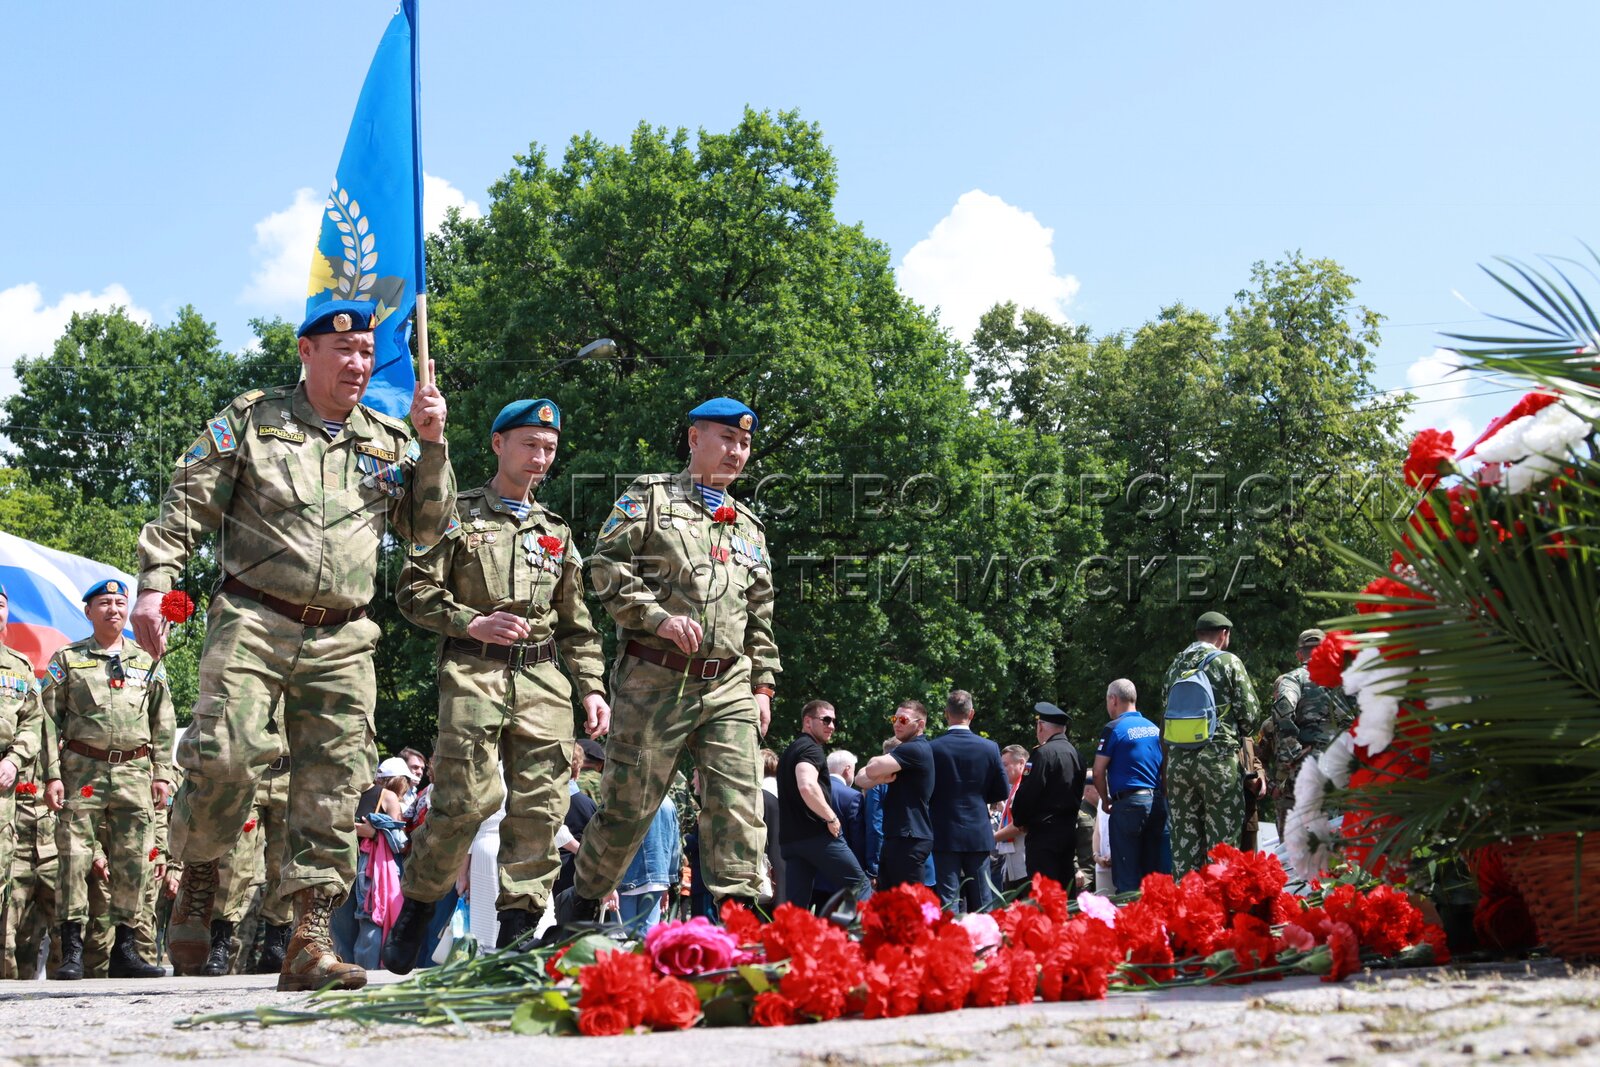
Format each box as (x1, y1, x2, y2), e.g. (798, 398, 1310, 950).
(644, 917, 740, 976)
(958, 912, 1002, 953)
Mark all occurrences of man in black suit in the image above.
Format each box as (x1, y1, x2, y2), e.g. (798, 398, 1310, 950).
(1011, 702, 1087, 889)
(929, 691, 1011, 912)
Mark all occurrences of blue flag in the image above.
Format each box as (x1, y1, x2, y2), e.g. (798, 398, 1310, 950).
(306, 0, 425, 418)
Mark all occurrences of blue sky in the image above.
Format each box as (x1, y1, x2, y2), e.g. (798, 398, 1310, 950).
(3, 1, 1596, 444)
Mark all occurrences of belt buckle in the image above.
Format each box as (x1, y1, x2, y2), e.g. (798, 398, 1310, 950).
(300, 604, 327, 626)
(699, 658, 720, 680)
(107, 749, 124, 765)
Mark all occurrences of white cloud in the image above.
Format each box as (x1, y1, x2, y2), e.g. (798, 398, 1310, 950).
(241, 174, 484, 311)
(1403, 347, 1476, 446)
(898, 189, 1080, 342)
(0, 282, 152, 401)
(423, 173, 483, 235)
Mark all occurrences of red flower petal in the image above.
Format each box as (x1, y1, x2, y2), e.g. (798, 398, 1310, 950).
(160, 589, 197, 624)
(712, 506, 738, 524)
(80, 785, 94, 798)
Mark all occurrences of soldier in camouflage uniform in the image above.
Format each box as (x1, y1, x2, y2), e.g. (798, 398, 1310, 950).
(132, 301, 455, 991)
(1268, 628, 1353, 838)
(0, 585, 44, 920)
(558, 397, 780, 925)
(1, 747, 59, 979)
(383, 398, 609, 971)
(41, 579, 173, 979)
(1160, 611, 1262, 877)
(190, 772, 290, 976)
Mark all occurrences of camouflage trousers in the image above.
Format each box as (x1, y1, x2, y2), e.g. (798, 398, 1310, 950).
(1, 844, 57, 979)
(574, 654, 763, 901)
(54, 750, 154, 925)
(0, 792, 13, 917)
(403, 654, 576, 912)
(1166, 744, 1244, 878)
(220, 773, 292, 926)
(170, 592, 378, 897)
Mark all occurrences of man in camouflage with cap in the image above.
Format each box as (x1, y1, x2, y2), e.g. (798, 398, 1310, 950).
(1267, 628, 1353, 838)
(382, 397, 608, 971)
(41, 579, 172, 980)
(557, 396, 780, 925)
(1160, 611, 1263, 877)
(132, 300, 456, 991)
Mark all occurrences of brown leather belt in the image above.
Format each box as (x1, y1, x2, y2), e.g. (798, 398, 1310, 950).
(625, 640, 737, 681)
(447, 636, 557, 669)
(65, 740, 151, 764)
(222, 575, 368, 627)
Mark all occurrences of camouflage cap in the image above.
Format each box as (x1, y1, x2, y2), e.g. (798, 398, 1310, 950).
(1195, 610, 1233, 631)
(1298, 628, 1326, 648)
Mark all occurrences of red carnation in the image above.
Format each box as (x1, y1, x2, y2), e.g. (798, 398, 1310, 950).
(1306, 630, 1353, 688)
(719, 899, 765, 943)
(148, 846, 160, 862)
(643, 976, 701, 1030)
(544, 945, 573, 980)
(242, 819, 258, 833)
(712, 505, 737, 524)
(537, 534, 564, 558)
(80, 785, 94, 798)
(160, 589, 197, 625)
(576, 949, 654, 1034)
(750, 991, 796, 1027)
(1403, 428, 1456, 490)
(1324, 921, 1361, 982)
(1356, 576, 1431, 616)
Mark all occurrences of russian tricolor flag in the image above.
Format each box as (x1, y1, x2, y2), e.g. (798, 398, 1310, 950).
(0, 530, 136, 676)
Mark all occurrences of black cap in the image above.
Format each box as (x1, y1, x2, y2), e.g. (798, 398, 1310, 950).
(1033, 701, 1070, 725)
(578, 738, 606, 764)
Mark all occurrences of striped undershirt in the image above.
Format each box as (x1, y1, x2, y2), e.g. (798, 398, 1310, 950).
(322, 420, 344, 439)
(501, 497, 531, 520)
(695, 483, 725, 511)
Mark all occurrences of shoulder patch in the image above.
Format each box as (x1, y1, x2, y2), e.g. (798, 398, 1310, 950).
(208, 415, 237, 455)
(177, 433, 213, 468)
(47, 660, 65, 686)
(614, 494, 644, 519)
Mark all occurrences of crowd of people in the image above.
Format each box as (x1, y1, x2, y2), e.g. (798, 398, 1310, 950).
(0, 301, 1352, 985)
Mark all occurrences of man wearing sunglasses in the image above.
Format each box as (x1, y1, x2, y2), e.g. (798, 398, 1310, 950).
(776, 700, 871, 911)
(854, 700, 935, 889)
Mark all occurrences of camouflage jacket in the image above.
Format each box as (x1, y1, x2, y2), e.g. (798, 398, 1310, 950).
(590, 470, 780, 688)
(1270, 665, 1353, 769)
(398, 482, 606, 696)
(10, 748, 58, 863)
(41, 638, 175, 782)
(138, 382, 455, 610)
(1161, 640, 1262, 752)
(0, 642, 42, 776)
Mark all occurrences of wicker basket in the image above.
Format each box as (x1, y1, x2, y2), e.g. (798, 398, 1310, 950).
(1501, 832, 1600, 960)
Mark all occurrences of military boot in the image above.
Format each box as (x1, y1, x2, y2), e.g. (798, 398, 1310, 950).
(277, 888, 366, 992)
(254, 923, 292, 975)
(167, 859, 219, 976)
(200, 919, 237, 977)
(108, 923, 164, 978)
(380, 897, 434, 975)
(495, 907, 537, 950)
(54, 921, 85, 980)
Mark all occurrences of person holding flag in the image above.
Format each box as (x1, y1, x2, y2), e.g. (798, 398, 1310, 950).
(383, 398, 609, 971)
(132, 0, 454, 992)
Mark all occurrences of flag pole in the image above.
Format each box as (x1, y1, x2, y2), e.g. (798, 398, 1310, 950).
(408, 0, 431, 390)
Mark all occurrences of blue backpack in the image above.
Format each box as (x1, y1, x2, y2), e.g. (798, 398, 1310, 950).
(1163, 650, 1225, 749)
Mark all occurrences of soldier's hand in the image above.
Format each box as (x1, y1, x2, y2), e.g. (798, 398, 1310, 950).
(755, 691, 771, 738)
(581, 691, 611, 739)
(44, 780, 65, 811)
(151, 779, 173, 805)
(163, 869, 182, 898)
(410, 360, 448, 443)
(131, 589, 169, 659)
(92, 855, 110, 882)
(467, 611, 532, 646)
(0, 760, 15, 790)
(656, 615, 703, 656)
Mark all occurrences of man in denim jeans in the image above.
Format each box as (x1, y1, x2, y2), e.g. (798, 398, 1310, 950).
(1092, 679, 1169, 893)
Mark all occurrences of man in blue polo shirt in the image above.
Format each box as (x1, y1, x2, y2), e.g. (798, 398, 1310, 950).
(1092, 678, 1168, 893)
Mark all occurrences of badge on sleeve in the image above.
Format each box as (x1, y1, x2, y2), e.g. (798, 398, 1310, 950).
(208, 415, 237, 455)
(47, 660, 66, 686)
(178, 434, 213, 468)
